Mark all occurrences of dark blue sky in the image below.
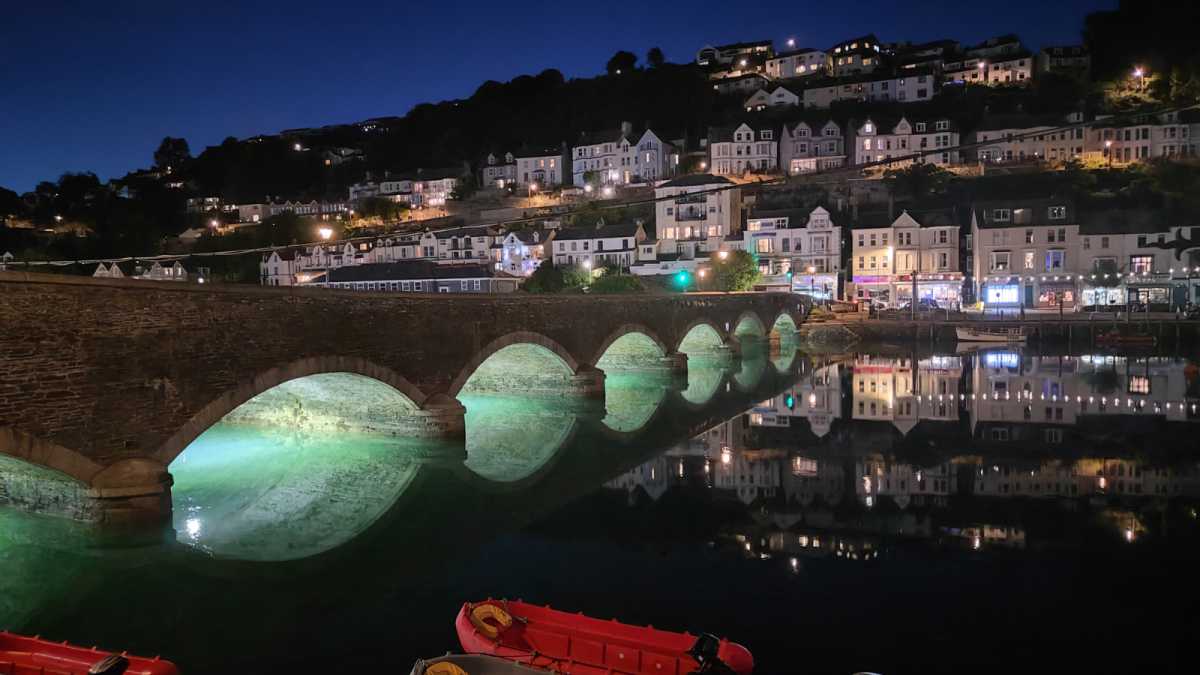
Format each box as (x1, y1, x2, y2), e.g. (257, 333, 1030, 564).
(0, 1, 1114, 192)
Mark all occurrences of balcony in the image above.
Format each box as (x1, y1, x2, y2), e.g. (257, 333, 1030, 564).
(675, 210, 707, 221)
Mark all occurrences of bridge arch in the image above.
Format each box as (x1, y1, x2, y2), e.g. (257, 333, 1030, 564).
(156, 355, 434, 467)
(0, 427, 104, 485)
(732, 311, 768, 339)
(593, 324, 670, 370)
(450, 331, 584, 397)
(770, 311, 800, 335)
(675, 319, 728, 355)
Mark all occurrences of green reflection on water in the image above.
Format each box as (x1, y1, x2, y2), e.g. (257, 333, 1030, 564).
(169, 423, 422, 561)
(461, 395, 577, 483)
(602, 372, 670, 432)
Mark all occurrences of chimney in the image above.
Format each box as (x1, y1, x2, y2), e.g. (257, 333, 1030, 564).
(621, 120, 633, 137)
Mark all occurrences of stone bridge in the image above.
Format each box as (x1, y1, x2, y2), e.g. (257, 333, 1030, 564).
(0, 271, 806, 523)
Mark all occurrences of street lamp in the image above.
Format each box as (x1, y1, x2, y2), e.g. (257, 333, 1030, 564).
(529, 182, 538, 199)
(977, 61, 986, 83)
(318, 226, 333, 240)
(602, 186, 614, 198)
(786, 38, 796, 48)
(1133, 67, 1145, 90)
(699, 161, 707, 171)
(584, 184, 593, 194)
(1105, 139, 1113, 168)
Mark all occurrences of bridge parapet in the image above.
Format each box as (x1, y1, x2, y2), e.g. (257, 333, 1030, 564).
(0, 271, 806, 523)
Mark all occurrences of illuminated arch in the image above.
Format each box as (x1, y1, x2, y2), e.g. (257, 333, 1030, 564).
(450, 331, 581, 397)
(593, 324, 669, 369)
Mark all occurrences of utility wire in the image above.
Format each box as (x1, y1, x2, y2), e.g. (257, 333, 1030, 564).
(5, 103, 1198, 269)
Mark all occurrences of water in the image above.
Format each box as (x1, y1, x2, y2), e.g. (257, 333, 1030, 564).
(1, 346, 1197, 674)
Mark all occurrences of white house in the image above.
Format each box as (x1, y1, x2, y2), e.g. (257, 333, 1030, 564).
(315, 261, 520, 294)
(515, 148, 566, 188)
(93, 262, 128, 279)
(944, 37, 1033, 86)
(480, 152, 517, 187)
(493, 229, 555, 277)
(650, 173, 743, 265)
(744, 86, 799, 111)
(1084, 110, 1198, 165)
(712, 73, 771, 95)
(970, 199, 1082, 310)
(853, 116, 961, 167)
(970, 114, 1085, 163)
(551, 221, 646, 269)
(1077, 209, 1199, 310)
(708, 122, 779, 176)
(696, 40, 774, 68)
(765, 48, 826, 79)
(779, 118, 846, 174)
(626, 129, 678, 183)
(572, 128, 631, 187)
(745, 206, 842, 298)
(828, 34, 884, 77)
(850, 209, 963, 307)
(260, 250, 299, 286)
(799, 69, 936, 109)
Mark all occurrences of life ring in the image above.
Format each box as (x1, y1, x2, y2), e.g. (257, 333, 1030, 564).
(469, 603, 513, 640)
(424, 662, 468, 675)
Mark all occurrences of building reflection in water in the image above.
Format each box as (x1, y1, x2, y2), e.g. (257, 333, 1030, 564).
(606, 348, 1200, 573)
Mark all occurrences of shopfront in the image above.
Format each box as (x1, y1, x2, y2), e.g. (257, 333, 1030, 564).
(793, 272, 839, 300)
(1081, 286, 1126, 309)
(980, 276, 1022, 309)
(851, 274, 892, 306)
(1035, 280, 1078, 309)
(894, 273, 964, 308)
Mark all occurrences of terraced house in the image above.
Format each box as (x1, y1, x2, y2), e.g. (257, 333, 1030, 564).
(708, 122, 779, 175)
(853, 116, 961, 166)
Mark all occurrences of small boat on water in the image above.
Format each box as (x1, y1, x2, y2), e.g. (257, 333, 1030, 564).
(411, 653, 550, 675)
(956, 326, 1027, 343)
(456, 599, 754, 675)
(0, 631, 179, 675)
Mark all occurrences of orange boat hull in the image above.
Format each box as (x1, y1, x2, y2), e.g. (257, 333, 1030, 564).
(0, 631, 180, 675)
(455, 599, 753, 675)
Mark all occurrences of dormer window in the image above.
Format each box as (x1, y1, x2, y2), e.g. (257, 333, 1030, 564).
(863, 123, 873, 133)
(935, 121, 949, 131)
(761, 130, 773, 140)
(1048, 206, 1067, 220)
(993, 209, 1011, 222)
(915, 123, 927, 132)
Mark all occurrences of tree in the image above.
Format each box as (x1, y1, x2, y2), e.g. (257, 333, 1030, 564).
(522, 260, 565, 293)
(606, 51, 637, 76)
(883, 164, 951, 202)
(590, 272, 645, 294)
(450, 180, 478, 201)
(647, 47, 665, 68)
(153, 137, 191, 171)
(712, 250, 760, 292)
(561, 264, 593, 289)
(0, 186, 24, 220)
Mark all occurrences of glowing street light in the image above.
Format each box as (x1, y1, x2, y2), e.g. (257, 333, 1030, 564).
(584, 184, 594, 193)
(739, 59, 747, 67)
(582, 259, 592, 270)
(718, 250, 729, 260)
(786, 38, 796, 48)
(54, 215, 63, 223)
(293, 142, 303, 151)
(318, 226, 334, 240)
(699, 161, 707, 171)
(209, 219, 219, 228)
(601, 186, 614, 198)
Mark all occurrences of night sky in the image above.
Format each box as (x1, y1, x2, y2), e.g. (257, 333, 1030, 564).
(1, 0, 1115, 193)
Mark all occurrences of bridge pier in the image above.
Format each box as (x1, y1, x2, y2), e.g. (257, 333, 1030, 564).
(566, 365, 607, 399)
(87, 458, 174, 526)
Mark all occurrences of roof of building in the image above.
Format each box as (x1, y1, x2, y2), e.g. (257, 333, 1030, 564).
(575, 129, 632, 147)
(830, 34, 881, 50)
(970, 198, 1075, 228)
(433, 225, 494, 239)
(770, 48, 821, 59)
(658, 173, 735, 188)
(748, 208, 812, 224)
(554, 221, 642, 241)
(513, 146, 563, 159)
(327, 261, 498, 283)
(712, 40, 773, 51)
(973, 114, 1067, 132)
(1078, 209, 1173, 235)
(708, 121, 778, 143)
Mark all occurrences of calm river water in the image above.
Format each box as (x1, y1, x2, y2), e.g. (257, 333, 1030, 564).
(1, 346, 1197, 674)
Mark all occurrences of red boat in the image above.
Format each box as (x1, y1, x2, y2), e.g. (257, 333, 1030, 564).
(0, 631, 180, 675)
(455, 599, 753, 675)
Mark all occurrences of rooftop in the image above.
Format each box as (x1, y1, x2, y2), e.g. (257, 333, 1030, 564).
(657, 173, 735, 189)
(327, 261, 499, 283)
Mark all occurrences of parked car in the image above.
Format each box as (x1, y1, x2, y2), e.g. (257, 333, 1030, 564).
(899, 298, 940, 311)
